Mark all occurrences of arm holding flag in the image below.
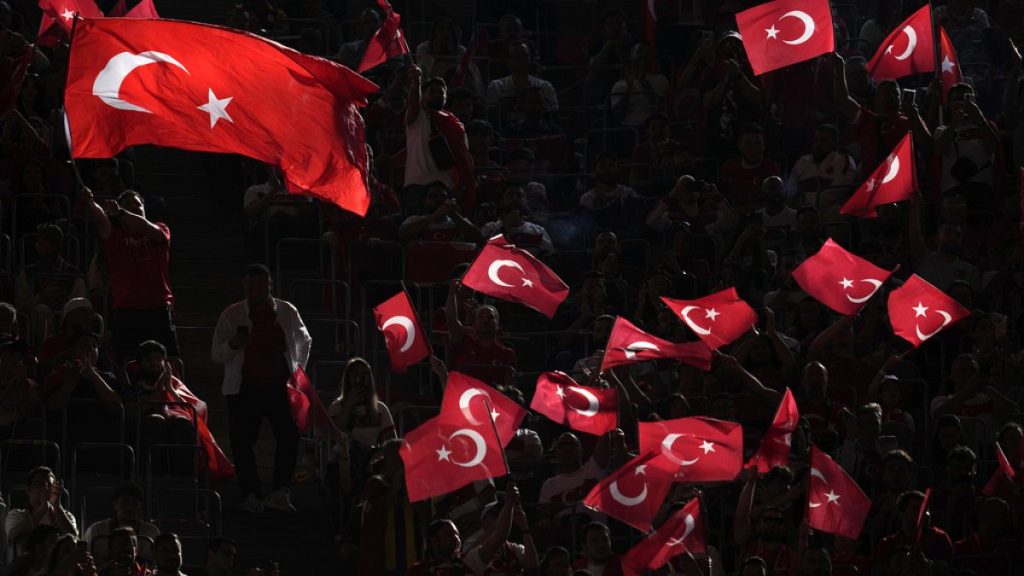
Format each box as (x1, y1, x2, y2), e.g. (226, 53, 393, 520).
(470, 484, 520, 568)
(714, 353, 782, 404)
(831, 52, 862, 123)
(405, 65, 422, 125)
(445, 279, 468, 349)
(77, 186, 112, 240)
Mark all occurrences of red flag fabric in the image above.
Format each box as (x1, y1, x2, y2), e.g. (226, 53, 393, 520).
(939, 27, 962, 102)
(108, 0, 126, 15)
(791, 238, 893, 315)
(461, 237, 569, 318)
(734, 0, 834, 75)
(531, 372, 618, 436)
(643, 0, 657, 50)
(840, 132, 915, 218)
(373, 291, 430, 373)
(582, 451, 675, 531)
(638, 417, 743, 482)
(37, 0, 104, 47)
(600, 316, 712, 372)
(914, 488, 932, 544)
(746, 388, 799, 473)
(357, 0, 409, 72)
(440, 371, 526, 446)
(400, 412, 508, 502)
(887, 274, 970, 347)
(866, 5, 935, 81)
(806, 446, 871, 539)
(150, 378, 234, 479)
(0, 44, 33, 113)
(287, 367, 338, 436)
(622, 498, 706, 574)
(982, 442, 1017, 496)
(661, 288, 757, 350)
(65, 18, 377, 216)
(124, 0, 159, 18)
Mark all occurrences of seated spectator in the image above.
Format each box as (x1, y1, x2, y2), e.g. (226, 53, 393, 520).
(930, 445, 979, 541)
(328, 357, 396, 498)
(584, 9, 633, 107)
(40, 534, 98, 576)
(414, 17, 468, 83)
(335, 7, 379, 69)
(42, 331, 121, 416)
(537, 433, 609, 526)
(609, 44, 668, 127)
(96, 526, 146, 576)
(538, 546, 571, 576)
(398, 182, 482, 244)
(4, 467, 77, 549)
(718, 123, 781, 215)
(242, 165, 310, 262)
(0, 338, 41, 439)
(572, 521, 625, 576)
(15, 223, 85, 348)
(931, 353, 1019, 424)
(629, 113, 678, 187)
(200, 537, 239, 576)
(787, 124, 858, 210)
(486, 41, 558, 116)
(837, 403, 885, 486)
(933, 84, 1000, 196)
(733, 495, 797, 576)
(953, 497, 1018, 566)
(698, 31, 761, 158)
(445, 281, 517, 374)
(152, 533, 186, 576)
(9, 159, 66, 235)
(484, 14, 537, 79)
(504, 149, 550, 215)
(83, 483, 159, 565)
(2, 524, 60, 576)
(39, 297, 101, 377)
(0, 301, 18, 343)
(466, 119, 500, 171)
(869, 449, 918, 537)
(580, 152, 638, 210)
(501, 86, 563, 139)
(480, 200, 553, 256)
(872, 491, 954, 567)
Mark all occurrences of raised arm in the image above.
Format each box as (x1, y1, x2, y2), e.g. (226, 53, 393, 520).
(77, 187, 112, 240)
(117, 209, 168, 243)
(474, 485, 519, 566)
(830, 52, 861, 123)
(445, 279, 467, 348)
(405, 66, 422, 125)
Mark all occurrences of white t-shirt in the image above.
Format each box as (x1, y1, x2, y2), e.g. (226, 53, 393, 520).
(610, 74, 670, 126)
(404, 110, 454, 188)
(486, 75, 559, 111)
(327, 399, 395, 448)
(84, 518, 161, 561)
(539, 457, 606, 520)
(788, 150, 858, 208)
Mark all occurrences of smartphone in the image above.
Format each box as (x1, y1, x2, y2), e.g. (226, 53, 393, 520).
(901, 88, 916, 106)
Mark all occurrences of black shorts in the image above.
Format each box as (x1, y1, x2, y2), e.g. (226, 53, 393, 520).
(112, 306, 180, 359)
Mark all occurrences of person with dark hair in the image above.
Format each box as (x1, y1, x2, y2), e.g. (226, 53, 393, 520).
(335, 7, 380, 69)
(15, 222, 86, 348)
(739, 555, 768, 576)
(1, 524, 60, 576)
(4, 467, 77, 548)
(38, 297, 101, 377)
(871, 490, 954, 568)
(501, 86, 563, 139)
(486, 41, 557, 113)
(152, 533, 185, 576)
(444, 279, 517, 376)
(398, 181, 481, 243)
(78, 186, 178, 361)
(97, 526, 146, 576)
(539, 546, 571, 576)
(83, 483, 159, 564)
(580, 152, 638, 210)
(787, 123, 857, 209)
(718, 123, 781, 216)
(572, 521, 624, 575)
(201, 537, 239, 576)
(212, 264, 311, 513)
(41, 330, 122, 416)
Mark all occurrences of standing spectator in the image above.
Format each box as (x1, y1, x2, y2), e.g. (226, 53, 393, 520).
(486, 41, 558, 116)
(78, 187, 178, 361)
(82, 483, 159, 564)
(787, 124, 858, 209)
(404, 67, 475, 209)
(398, 182, 482, 243)
(15, 223, 85, 349)
(364, 64, 409, 160)
(933, 84, 1000, 196)
(211, 264, 311, 513)
(335, 7, 380, 69)
(700, 31, 761, 158)
(719, 123, 781, 215)
(4, 467, 77, 548)
(859, 2, 907, 55)
(572, 521, 625, 576)
(610, 44, 669, 128)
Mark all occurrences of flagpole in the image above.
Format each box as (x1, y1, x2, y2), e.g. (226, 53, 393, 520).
(928, 0, 944, 125)
(63, 13, 85, 188)
(695, 489, 712, 576)
(482, 396, 511, 475)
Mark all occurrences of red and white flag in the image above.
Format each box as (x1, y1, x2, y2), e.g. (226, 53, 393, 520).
(287, 367, 339, 436)
(124, 0, 159, 18)
(357, 0, 410, 72)
(373, 291, 429, 373)
(461, 236, 569, 318)
(661, 288, 757, 350)
(806, 446, 871, 539)
(65, 18, 377, 216)
(735, 0, 834, 75)
(939, 26, 962, 102)
(638, 417, 743, 482)
(531, 372, 618, 436)
(791, 238, 892, 315)
(622, 498, 706, 574)
(643, 0, 657, 50)
(440, 371, 526, 446)
(866, 5, 934, 81)
(601, 316, 711, 372)
(982, 442, 1018, 496)
(582, 451, 675, 532)
(746, 388, 799, 474)
(841, 132, 915, 218)
(887, 274, 970, 347)
(401, 411, 507, 502)
(37, 0, 103, 47)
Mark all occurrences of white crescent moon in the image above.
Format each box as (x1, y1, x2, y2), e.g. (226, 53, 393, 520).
(881, 155, 900, 184)
(609, 478, 648, 506)
(623, 341, 660, 360)
(487, 259, 525, 288)
(915, 309, 953, 342)
(779, 10, 815, 46)
(844, 279, 883, 304)
(661, 434, 700, 466)
(666, 514, 696, 546)
(92, 51, 190, 113)
(381, 315, 416, 352)
(680, 306, 712, 336)
(808, 466, 827, 508)
(567, 386, 600, 417)
(458, 388, 490, 426)
(448, 428, 487, 468)
(893, 26, 918, 61)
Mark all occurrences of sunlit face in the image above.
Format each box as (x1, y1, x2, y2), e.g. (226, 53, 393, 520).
(119, 192, 146, 217)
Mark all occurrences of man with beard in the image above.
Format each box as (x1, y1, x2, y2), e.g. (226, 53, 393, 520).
(580, 152, 638, 210)
(871, 491, 954, 568)
(787, 124, 858, 210)
(909, 195, 980, 292)
(404, 66, 475, 210)
(152, 533, 187, 576)
(571, 522, 625, 576)
(734, 499, 796, 576)
(445, 279, 517, 375)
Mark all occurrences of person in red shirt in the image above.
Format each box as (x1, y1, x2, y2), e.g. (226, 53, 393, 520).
(571, 522, 625, 576)
(718, 123, 781, 216)
(445, 279, 517, 381)
(79, 187, 177, 361)
(871, 490, 954, 569)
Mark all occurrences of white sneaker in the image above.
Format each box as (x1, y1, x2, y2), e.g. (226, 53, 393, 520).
(239, 493, 264, 513)
(263, 488, 296, 512)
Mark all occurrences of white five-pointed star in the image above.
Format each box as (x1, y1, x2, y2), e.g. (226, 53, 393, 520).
(61, 8, 75, 21)
(839, 278, 854, 289)
(197, 88, 234, 129)
(704, 308, 720, 321)
(521, 278, 534, 288)
(490, 409, 500, 422)
(824, 490, 841, 504)
(635, 464, 647, 476)
(699, 440, 715, 454)
(436, 445, 452, 461)
(913, 302, 929, 318)
(765, 25, 779, 40)
(942, 56, 956, 74)
(555, 386, 566, 398)
(865, 177, 877, 192)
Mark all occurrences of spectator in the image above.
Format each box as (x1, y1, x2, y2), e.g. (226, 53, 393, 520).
(629, 113, 678, 186)
(733, 492, 796, 576)
(537, 432, 609, 526)
(403, 68, 475, 207)
(445, 280, 517, 374)
(211, 264, 311, 513)
(480, 200, 554, 256)
(79, 187, 178, 361)
(580, 152, 638, 210)
(466, 119, 500, 171)
(837, 403, 885, 485)
(584, 9, 633, 107)
(872, 491, 954, 567)
(82, 483, 159, 564)
(504, 149, 550, 214)
(42, 330, 121, 416)
(609, 44, 668, 127)
(859, 2, 908, 56)
(447, 86, 481, 124)
(4, 466, 77, 548)
(152, 533, 187, 576)
(2, 524, 60, 576)
(459, 490, 539, 574)
(0, 301, 18, 342)
(931, 352, 1019, 423)
(242, 165, 309, 262)
(572, 521, 625, 576)
(364, 63, 409, 159)
(39, 297, 100, 377)
(786, 124, 858, 210)
(485, 14, 536, 78)
(15, 223, 85, 348)
(933, 83, 1000, 196)
(930, 445, 978, 541)
(934, 0, 991, 34)
(538, 546, 571, 576)
(335, 7, 380, 69)
(718, 123, 781, 215)
(398, 181, 482, 243)
(501, 86, 563, 140)
(486, 41, 558, 116)
(41, 534, 98, 576)
(414, 17, 467, 82)
(739, 556, 768, 576)
(96, 526, 146, 576)
(700, 31, 761, 158)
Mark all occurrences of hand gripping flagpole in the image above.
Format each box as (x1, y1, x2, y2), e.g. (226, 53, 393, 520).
(481, 396, 510, 474)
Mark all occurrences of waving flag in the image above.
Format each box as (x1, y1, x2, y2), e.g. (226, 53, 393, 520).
(841, 132, 915, 218)
(582, 451, 675, 531)
(887, 275, 970, 347)
(662, 288, 757, 349)
(601, 316, 711, 372)
(373, 291, 429, 373)
(806, 447, 871, 539)
(401, 411, 507, 502)
(639, 417, 743, 482)
(357, 0, 410, 72)
(440, 371, 526, 446)
(867, 5, 934, 81)
(746, 388, 799, 473)
(622, 498, 706, 574)
(461, 236, 569, 318)
(37, 0, 103, 47)
(735, 0, 834, 75)
(939, 27, 962, 102)
(531, 372, 618, 436)
(791, 238, 892, 315)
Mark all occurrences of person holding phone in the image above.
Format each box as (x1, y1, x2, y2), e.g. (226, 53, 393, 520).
(933, 83, 1000, 195)
(3, 467, 78, 550)
(212, 264, 311, 514)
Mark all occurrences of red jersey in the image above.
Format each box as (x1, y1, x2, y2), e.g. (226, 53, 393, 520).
(103, 223, 173, 309)
(852, 109, 911, 174)
(718, 157, 781, 211)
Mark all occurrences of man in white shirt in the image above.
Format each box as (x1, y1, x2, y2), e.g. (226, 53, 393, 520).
(538, 433, 609, 524)
(3, 467, 77, 549)
(787, 124, 857, 209)
(480, 200, 553, 256)
(486, 41, 559, 114)
(211, 264, 311, 514)
(580, 152, 638, 210)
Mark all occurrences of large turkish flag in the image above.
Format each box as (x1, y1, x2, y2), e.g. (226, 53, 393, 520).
(735, 0, 834, 75)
